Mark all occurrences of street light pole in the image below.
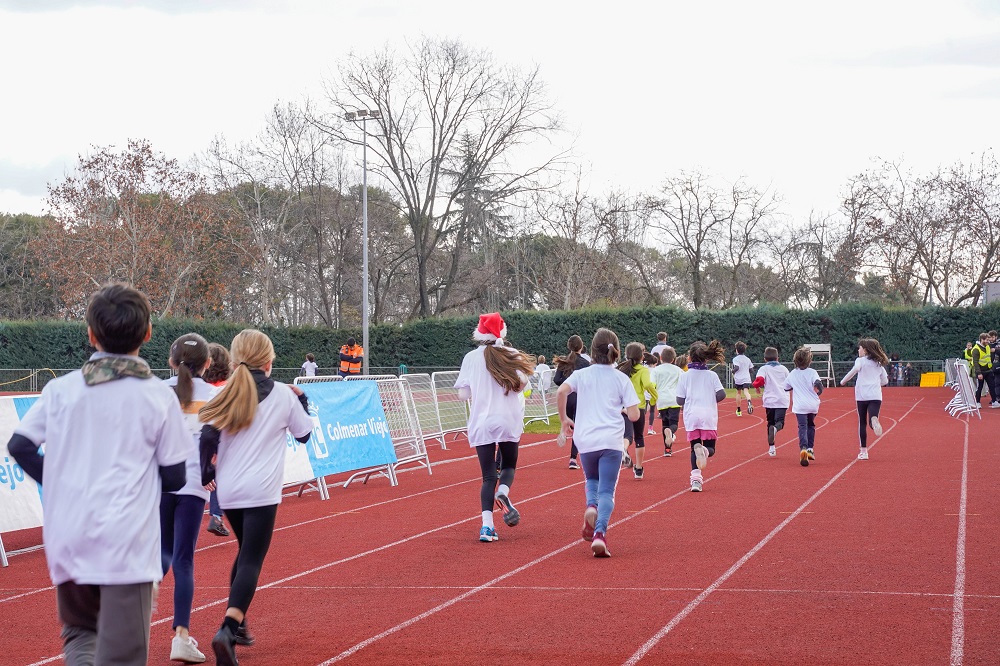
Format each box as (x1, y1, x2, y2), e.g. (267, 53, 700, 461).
(345, 108, 380, 375)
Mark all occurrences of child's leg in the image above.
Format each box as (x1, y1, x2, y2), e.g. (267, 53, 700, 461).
(765, 408, 776, 445)
(633, 409, 646, 469)
(795, 413, 809, 449)
(806, 413, 816, 450)
(94, 583, 154, 665)
(476, 444, 499, 517)
(159, 492, 177, 576)
(570, 440, 579, 460)
(774, 408, 786, 432)
(595, 449, 623, 534)
(659, 408, 671, 447)
(579, 450, 600, 508)
(57, 581, 99, 666)
(622, 414, 634, 466)
(668, 408, 680, 437)
(170, 495, 205, 633)
(496, 440, 519, 491)
(868, 400, 882, 435)
(856, 401, 869, 448)
(689, 438, 701, 471)
(648, 402, 656, 427)
(226, 504, 278, 617)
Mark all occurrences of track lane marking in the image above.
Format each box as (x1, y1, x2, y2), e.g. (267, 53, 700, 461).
(950, 417, 970, 666)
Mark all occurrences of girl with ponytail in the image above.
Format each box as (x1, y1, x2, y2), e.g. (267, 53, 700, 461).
(553, 334, 591, 470)
(677, 340, 727, 493)
(616, 342, 657, 480)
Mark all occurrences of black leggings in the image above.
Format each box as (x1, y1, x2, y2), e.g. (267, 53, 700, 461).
(477, 442, 518, 512)
(689, 438, 717, 471)
(224, 504, 278, 614)
(632, 409, 646, 448)
(659, 407, 680, 447)
(857, 400, 882, 448)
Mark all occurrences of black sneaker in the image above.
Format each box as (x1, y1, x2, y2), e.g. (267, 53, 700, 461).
(633, 466, 644, 480)
(494, 493, 520, 527)
(212, 625, 238, 666)
(664, 446, 672, 457)
(235, 623, 255, 647)
(207, 516, 230, 537)
(621, 453, 633, 469)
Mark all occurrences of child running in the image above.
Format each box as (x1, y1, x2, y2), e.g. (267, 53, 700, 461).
(782, 347, 823, 467)
(839, 338, 889, 460)
(618, 343, 657, 480)
(644, 352, 659, 436)
(454, 312, 534, 542)
(199, 329, 314, 666)
(553, 335, 591, 470)
(650, 346, 683, 456)
(161, 333, 214, 663)
(557, 327, 640, 557)
(676, 341, 727, 492)
(751, 346, 790, 457)
(203, 343, 232, 538)
(732, 341, 755, 416)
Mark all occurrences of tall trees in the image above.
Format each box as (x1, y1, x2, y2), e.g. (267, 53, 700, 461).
(317, 36, 563, 317)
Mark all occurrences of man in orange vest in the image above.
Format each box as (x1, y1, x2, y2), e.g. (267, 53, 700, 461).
(339, 337, 364, 376)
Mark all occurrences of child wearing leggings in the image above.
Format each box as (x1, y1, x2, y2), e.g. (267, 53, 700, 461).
(840, 338, 889, 460)
(676, 341, 727, 492)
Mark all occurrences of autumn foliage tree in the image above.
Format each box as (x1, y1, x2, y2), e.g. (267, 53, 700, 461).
(39, 139, 252, 318)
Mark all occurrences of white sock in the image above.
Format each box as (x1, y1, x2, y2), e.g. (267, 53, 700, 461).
(482, 511, 494, 528)
(496, 484, 510, 498)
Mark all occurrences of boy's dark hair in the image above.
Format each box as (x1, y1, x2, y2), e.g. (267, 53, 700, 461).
(764, 346, 779, 361)
(661, 347, 677, 363)
(347, 337, 356, 346)
(306, 353, 315, 362)
(657, 331, 668, 342)
(793, 348, 813, 369)
(990, 330, 998, 338)
(204, 343, 232, 384)
(590, 328, 621, 365)
(735, 341, 747, 355)
(86, 283, 151, 354)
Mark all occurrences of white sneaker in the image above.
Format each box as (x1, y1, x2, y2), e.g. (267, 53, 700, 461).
(170, 635, 206, 663)
(693, 442, 709, 470)
(768, 445, 776, 457)
(858, 448, 869, 460)
(647, 428, 656, 435)
(991, 402, 1000, 409)
(871, 417, 883, 436)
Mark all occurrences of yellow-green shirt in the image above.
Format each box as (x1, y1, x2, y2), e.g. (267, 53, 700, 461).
(629, 364, 658, 406)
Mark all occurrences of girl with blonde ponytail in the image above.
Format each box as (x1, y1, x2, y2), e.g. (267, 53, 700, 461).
(198, 329, 314, 665)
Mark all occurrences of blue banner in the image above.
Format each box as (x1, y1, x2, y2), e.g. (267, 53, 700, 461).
(298, 381, 397, 478)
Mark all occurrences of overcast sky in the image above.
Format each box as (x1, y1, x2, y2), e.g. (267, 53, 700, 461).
(2, 0, 999, 222)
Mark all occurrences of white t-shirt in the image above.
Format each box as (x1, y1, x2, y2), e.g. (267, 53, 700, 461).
(676, 368, 724, 431)
(454, 345, 527, 447)
(215, 383, 314, 510)
(580, 352, 593, 363)
(534, 364, 552, 391)
(783, 367, 821, 414)
(163, 375, 214, 501)
(841, 357, 889, 402)
(732, 354, 754, 385)
(650, 362, 682, 409)
(15, 359, 191, 586)
(755, 362, 790, 409)
(650, 343, 672, 358)
(563, 364, 639, 454)
(301, 361, 318, 377)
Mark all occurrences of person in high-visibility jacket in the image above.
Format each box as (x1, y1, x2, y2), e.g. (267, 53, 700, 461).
(338, 338, 363, 376)
(963, 342, 974, 371)
(970, 332, 997, 407)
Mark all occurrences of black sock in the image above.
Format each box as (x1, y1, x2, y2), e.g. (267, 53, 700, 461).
(222, 616, 240, 633)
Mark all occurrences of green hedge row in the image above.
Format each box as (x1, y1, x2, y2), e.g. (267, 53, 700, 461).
(0, 303, 997, 370)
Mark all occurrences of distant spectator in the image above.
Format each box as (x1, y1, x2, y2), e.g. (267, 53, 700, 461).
(301, 353, 318, 377)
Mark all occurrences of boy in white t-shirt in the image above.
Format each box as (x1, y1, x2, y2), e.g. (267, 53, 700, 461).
(8, 283, 191, 666)
(300, 353, 318, 377)
(731, 341, 755, 416)
(649, 346, 683, 456)
(751, 346, 790, 457)
(782, 347, 824, 467)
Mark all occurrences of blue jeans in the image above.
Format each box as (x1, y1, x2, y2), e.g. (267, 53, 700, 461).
(159, 493, 205, 630)
(795, 412, 816, 450)
(209, 489, 223, 518)
(579, 449, 623, 535)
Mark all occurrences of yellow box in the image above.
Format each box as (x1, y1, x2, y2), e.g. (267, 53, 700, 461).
(920, 372, 945, 387)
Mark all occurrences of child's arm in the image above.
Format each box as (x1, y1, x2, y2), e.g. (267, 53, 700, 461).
(813, 379, 824, 395)
(879, 365, 889, 386)
(200, 424, 221, 487)
(7, 434, 43, 484)
(161, 461, 186, 493)
(840, 360, 860, 385)
(752, 375, 765, 394)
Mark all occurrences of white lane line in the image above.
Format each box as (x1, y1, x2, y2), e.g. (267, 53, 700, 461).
(310, 406, 859, 665)
(622, 400, 921, 666)
(950, 417, 970, 666)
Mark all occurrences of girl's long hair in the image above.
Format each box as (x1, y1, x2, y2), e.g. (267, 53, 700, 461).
(688, 340, 726, 365)
(170, 333, 209, 409)
(199, 329, 275, 433)
(859, 338, 890, 366)
(616, 342, 645, 376)
(590, 328, 621, 365)
(555, 334, 586, 376)
(483, 343, 535, 395)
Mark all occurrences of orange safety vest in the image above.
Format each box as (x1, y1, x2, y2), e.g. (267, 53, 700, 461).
(339, 344, 363, 374)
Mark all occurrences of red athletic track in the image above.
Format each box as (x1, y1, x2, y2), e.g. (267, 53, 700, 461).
(2, 387, 997, 665)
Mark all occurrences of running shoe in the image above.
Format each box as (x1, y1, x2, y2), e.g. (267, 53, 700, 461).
(768, 445, 776, 457)
(747, 402, 754, 414)
(800, 449, 809, 467)
(495, 492, 520, 527)
(206, 516, 230, 537)
(858, 448, 869, 460)
(871, 416, 883, 436)
(690, 478, 703, 492)
(234, 623, 255, 647)
(806, 448, 815, 461)
(582, 505, 597, 541)
(622, 453, 633, 469)
(170, 635, 206, 663)
(647, 427, 656, 435)
(736, 406, 742, 416)
(568, 459, 580, 470)
(664, 446, 672, 457)
(592, 532, 611, 557)
(693, 442, 708, 470)
(479, 526, 499, 542)
(633, 466, 644, 480)
(211, 626, 238, 666)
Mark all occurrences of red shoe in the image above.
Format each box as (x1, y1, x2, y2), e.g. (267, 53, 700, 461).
(581, 506, 597, 542)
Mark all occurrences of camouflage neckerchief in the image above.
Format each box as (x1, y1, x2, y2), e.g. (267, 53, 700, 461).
(82, 355, 153, 386)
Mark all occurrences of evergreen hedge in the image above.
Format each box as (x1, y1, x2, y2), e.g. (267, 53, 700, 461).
(1, 303, 997, 370)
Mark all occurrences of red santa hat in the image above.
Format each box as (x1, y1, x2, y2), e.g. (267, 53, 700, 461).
(474, 312, 507, 343)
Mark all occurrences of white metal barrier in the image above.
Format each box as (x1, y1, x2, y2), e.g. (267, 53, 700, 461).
(344, 374, 398, 381)
(293, 375, 343, 385)
(431, 371, 469, 445)
(524, 368, 557, 425)
(401, 373, 446, 449)
(946, 360, 981, 419)
(344, 377, 432, 487)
